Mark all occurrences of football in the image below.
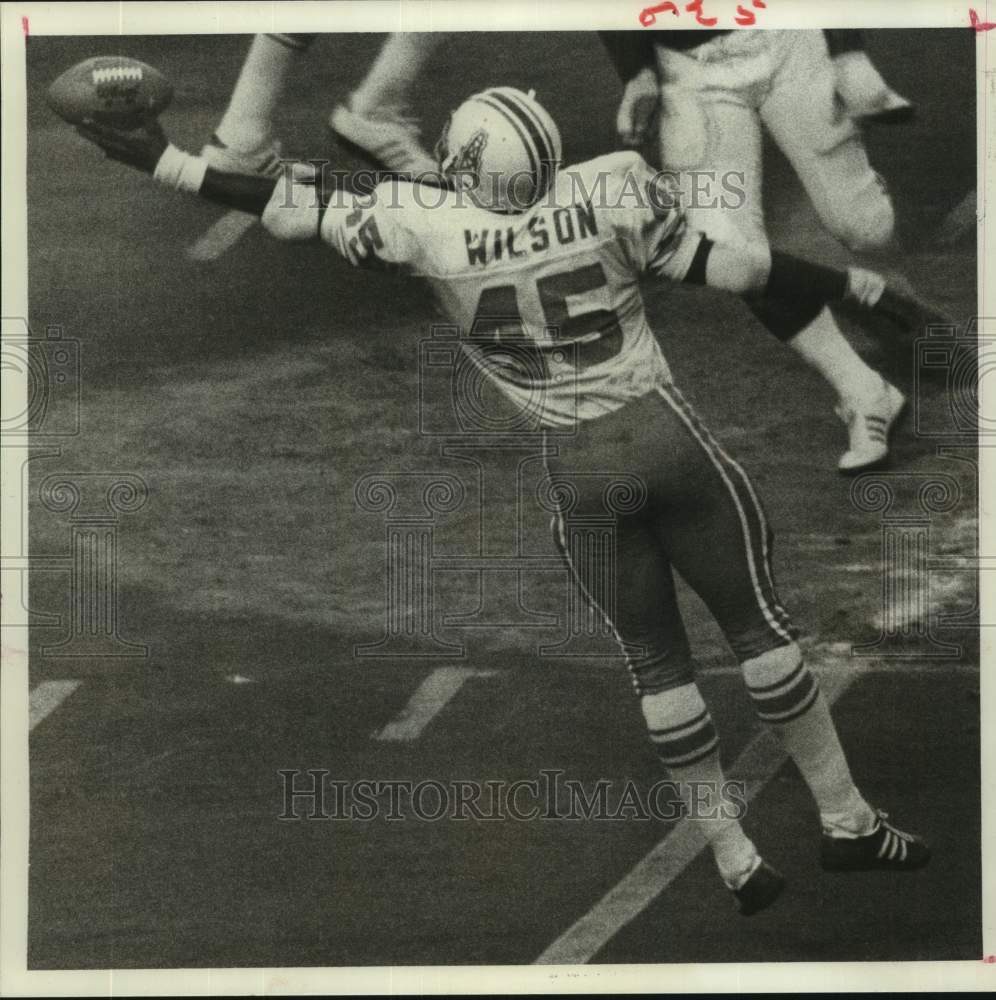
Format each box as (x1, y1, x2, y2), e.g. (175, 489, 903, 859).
(47, 56, 173, 129)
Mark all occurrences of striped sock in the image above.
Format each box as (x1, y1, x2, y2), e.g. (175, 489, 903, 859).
(743, 645, 876, 836)
(643, 684, 760, 890)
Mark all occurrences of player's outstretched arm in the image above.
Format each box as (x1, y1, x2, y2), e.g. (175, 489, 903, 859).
(691, 236, 887, 310)
(76, 119, 312, 228)
(77, 119, 411, 261)
(688, 235, 945, 335)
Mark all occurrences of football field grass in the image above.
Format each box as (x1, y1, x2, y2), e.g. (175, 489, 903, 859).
(24, 30, 981, 966)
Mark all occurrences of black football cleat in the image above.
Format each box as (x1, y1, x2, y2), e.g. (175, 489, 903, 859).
(821, 810, 931, 872)
(733, 860, 787, 916)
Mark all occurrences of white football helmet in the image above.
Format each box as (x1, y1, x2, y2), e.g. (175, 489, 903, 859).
(434, 87, 563, 213)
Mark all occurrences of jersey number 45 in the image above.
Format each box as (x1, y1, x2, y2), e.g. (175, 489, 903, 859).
(470, 261, 623, 382)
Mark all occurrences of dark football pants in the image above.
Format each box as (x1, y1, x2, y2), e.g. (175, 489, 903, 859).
(544, 381, 798, 696)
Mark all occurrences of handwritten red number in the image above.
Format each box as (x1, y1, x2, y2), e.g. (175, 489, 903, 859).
(735, 0, 767, 24)
(970, 8, 996, 31)
(639, 1, 679, 27)
(640, 0, 766, 28)
(684, 0, 719, 27)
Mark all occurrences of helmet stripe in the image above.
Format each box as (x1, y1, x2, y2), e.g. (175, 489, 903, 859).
(497, 88, 558, 169)
(475, 95, 540, 205)
(485, 90, 554, 198)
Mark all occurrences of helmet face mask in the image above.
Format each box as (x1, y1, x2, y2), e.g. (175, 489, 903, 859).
(433, 87, 563, 214)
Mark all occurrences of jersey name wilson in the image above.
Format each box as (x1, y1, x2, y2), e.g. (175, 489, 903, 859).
(463, 202, 599, 267)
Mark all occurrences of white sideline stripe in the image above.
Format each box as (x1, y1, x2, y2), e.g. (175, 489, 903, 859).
(29, 680, 81, 732)
(374, 667, 497, 742)
(533, 664, 866, 966)
(186, 211, 257, 261)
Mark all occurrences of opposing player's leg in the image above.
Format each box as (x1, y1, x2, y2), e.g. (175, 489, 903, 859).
(824, 29, 915, 125)
(763, 31, 896, 254)
(652, 40, 767, 274)
(544, 403, 784, 913)
(655, 37, 904, 474)
(188, 34, 315, 262)
(748, 297, 907, 474)
(651, 381, 929, 871)
(329, 32, 442, 174)
(759, 33, 911, 470)
(204, 33, 316, 176)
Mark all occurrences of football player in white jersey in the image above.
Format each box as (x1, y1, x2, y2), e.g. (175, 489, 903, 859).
(202, 30, 911, 475)
(77, 86, 930, 916)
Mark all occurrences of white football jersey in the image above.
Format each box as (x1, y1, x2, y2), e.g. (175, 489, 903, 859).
(320, 152, 701, 427)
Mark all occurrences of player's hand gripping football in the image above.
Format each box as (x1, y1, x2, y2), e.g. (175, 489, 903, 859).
(76, 118, 169, 174)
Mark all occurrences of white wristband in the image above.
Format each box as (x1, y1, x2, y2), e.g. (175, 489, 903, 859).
(153, 144, 208, 195)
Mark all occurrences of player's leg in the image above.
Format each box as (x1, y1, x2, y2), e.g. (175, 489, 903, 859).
(655, 37, 904, 474)
(740, 643, 930, 871)
(188, 34, 315, 262)
(654, 40, 768, 242)
(329, 32, 443, 174)
(545, 402, 783, 913)
(824, 29, 915, 125)
(762, 31, 896, 254)
(205, 33, 317, 176)
(759, 32, 908, 471)
(651, 381, 929, 871)
(788, 310, 907, 473)
(750, 296, 907, 474)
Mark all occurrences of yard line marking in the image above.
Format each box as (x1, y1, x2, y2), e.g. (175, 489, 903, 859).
(374, 667, 497, 741)
(186, 211, 257, 261)
(29, 680, 81, 732)
(533, 661, 868, 966)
